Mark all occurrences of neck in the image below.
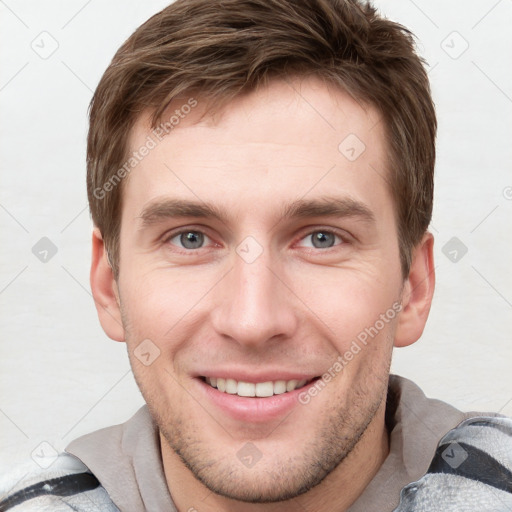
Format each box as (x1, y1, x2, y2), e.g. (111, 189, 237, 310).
(161, 401, 389, 512)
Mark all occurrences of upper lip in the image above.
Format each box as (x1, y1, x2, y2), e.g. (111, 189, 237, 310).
(195, 369, 319, 384)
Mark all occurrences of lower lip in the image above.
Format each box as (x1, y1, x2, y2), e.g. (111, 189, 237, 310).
(196, 377, 318, 423)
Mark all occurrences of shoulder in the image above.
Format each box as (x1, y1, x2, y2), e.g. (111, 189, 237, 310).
(394, 415, 512, 511)
(0, 452, 119, 511)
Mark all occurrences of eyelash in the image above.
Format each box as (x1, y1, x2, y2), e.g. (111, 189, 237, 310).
(162, 226, 349, 254)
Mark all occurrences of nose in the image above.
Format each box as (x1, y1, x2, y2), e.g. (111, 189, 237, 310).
(210, 243, 298, 348)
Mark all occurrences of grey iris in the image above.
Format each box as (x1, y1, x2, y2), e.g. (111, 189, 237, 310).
(312, 231, 335, 248)
(181, 231, 204, 249)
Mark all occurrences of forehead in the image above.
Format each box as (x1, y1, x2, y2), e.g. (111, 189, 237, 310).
(122, 76, 391, 224)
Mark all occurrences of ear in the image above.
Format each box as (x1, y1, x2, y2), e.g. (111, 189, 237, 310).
(394, 232, 435, 348)
(90, 227, 125, 342)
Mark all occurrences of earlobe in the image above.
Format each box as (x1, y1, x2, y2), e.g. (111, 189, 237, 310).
(394, 232, 435, 348)
(90, 228, 125, 342)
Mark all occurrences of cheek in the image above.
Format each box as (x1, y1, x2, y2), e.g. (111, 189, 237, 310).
(119, 267, 211, 336)
(291, 266, 400, 341)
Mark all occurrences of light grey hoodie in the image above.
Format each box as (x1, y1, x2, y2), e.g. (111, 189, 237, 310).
(2, 375, 510, 511)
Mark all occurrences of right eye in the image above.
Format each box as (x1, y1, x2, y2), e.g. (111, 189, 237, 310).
(165, 230, 212, 251)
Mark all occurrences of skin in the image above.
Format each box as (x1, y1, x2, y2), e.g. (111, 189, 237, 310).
(91, 76, 435, 511)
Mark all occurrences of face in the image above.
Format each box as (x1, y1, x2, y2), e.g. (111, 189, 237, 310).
(113, 77, 406, 502)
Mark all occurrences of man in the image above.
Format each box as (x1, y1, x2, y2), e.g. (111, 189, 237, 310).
(2, 0, 511, 510)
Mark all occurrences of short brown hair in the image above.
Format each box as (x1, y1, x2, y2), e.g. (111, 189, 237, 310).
(87, 0, 436, 278)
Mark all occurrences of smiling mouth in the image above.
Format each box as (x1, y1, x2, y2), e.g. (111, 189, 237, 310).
(200, 376, 320, 398)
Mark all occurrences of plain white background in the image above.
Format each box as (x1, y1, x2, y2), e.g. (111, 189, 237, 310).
(1, 0, 511, 474)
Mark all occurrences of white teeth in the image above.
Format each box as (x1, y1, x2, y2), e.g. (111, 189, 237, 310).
(273, 380, 287, 394)
(286, 379, 298, 392)
(204, 377, 311, 397)
(217, 378, 226, 392)
(255, 381, 274, 397)
(237, 381, 255, 397)
(225, 378, 238, 394)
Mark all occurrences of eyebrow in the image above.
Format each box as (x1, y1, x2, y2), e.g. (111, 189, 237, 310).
(282, 197, 375, 224)
(138, 196, 375, 229)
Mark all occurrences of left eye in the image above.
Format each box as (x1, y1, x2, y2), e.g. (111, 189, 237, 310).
(168, 230, 210, 250)
(298, 230, 343, 249)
